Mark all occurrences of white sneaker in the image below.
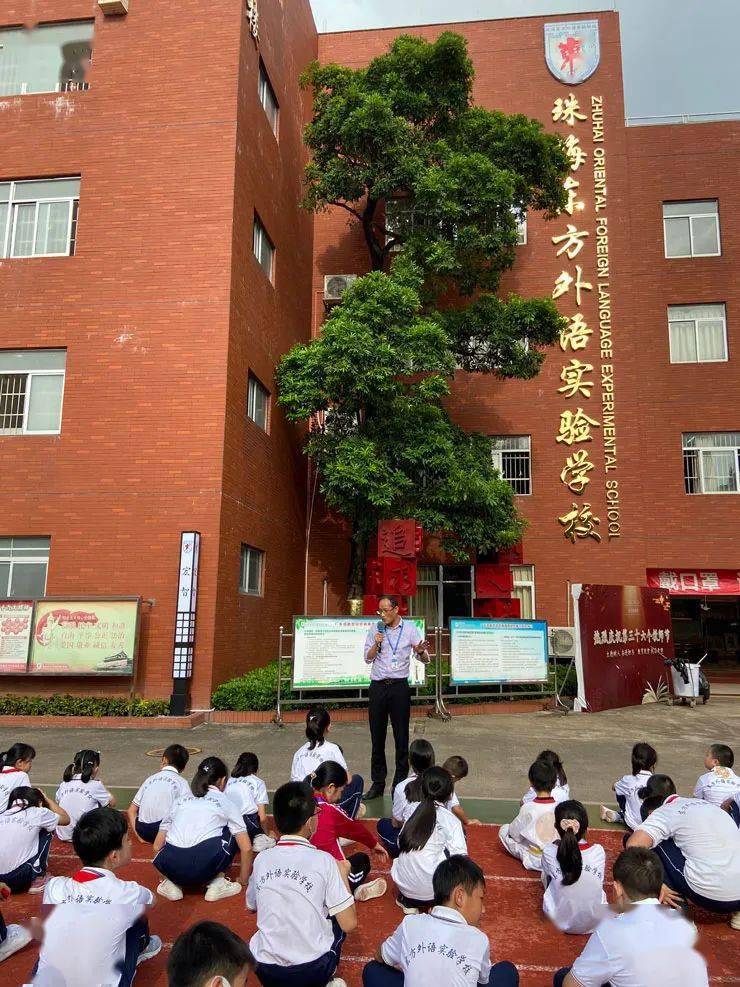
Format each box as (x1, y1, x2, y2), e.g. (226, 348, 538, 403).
(252, 833, 276, 853)
(356, 803, 367, 819)
(157, 878, 184, 901)
(137, 934, 162, 965)
(600, 805, 619, 824)
(396, 895, 419, 915)
(204, 875, 242, 902)
(28, 876, 47, 894)
(338, 837, 355, 847)
(327, 980, 347, 987)
(355, 877, 386, 902)
(0, 924, 33, 963)
(730, 910, 740, 931)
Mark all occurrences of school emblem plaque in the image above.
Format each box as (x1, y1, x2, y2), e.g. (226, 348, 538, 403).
(544, 20, 600, 85)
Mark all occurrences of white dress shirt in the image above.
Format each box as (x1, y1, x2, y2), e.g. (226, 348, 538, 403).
(693, 766, 740, 807)
(290, 741, 348, 783)
(614, 771, 653, 831)
(541, 840, 608, 934)
(132, 766, 191, 824)
(0, 805, 59, 873)
(225, 776, 260, 816)
(160, 786, 246, 847)
(55, 776, 112, 841)
(0, 767, 32, 812)
(392, 805, 467, 902)
(381, 906, 492, 986)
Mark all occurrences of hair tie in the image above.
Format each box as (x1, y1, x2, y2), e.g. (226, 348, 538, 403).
(310, 772, 317, 781)
(560, 819, 580, 833)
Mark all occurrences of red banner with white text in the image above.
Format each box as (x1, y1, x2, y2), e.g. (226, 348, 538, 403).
(646, 568, 740, 595)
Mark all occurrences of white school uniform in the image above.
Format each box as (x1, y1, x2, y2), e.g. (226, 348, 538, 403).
(522, 781, 570, 805)
(0, 767, 31, 812)
(541, 839, 608, 934)
(392, 805, 467, 902)
(290, 740, 347, 783)
(393, 774, 459, 823)
(636, 795, 740, 902)
(225, 776, 260, 817)
(244, 773, 269, 808)
(381, 906, 492, 986)
(499, 796, 557, 871)
(693, 766, 740, 807)
(55, 775, 112, 841)
(570, 899, 708, 987)
(160, 786, 246, 847)
(35, 866, 153, 987)
(131, 766, 190, 824)
(614, 770, 652, 831)
(247, 835, 354, 966)
(0, 805, 59, 874)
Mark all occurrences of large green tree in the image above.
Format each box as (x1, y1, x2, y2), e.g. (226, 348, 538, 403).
(277, 32, 569, 598)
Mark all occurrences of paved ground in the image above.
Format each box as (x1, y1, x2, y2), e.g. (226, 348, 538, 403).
(3, 698, 737, 822)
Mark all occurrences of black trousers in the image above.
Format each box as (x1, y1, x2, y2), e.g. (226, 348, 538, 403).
(368, 678, 411, 788)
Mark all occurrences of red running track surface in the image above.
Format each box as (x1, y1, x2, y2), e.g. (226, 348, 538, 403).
(3, 824, 738, 986)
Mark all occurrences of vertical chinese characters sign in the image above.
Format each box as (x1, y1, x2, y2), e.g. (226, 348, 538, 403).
(545, 20, 621, 546)
(170, 531, 200, 714)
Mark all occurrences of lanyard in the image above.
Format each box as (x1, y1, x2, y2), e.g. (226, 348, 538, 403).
(385, 621, 404, 657)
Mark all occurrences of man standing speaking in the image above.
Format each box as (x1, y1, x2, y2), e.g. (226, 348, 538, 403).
(362, 595, 430, 802)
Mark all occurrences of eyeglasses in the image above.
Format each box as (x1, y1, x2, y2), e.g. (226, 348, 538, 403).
(376, 606, 397, 615)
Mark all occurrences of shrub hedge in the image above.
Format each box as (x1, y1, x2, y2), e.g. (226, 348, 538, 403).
(0, 694, 170, 717)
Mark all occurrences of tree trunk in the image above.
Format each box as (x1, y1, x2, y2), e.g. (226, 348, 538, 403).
(347, 526, 369, 601)
(361, 197, 385, 271)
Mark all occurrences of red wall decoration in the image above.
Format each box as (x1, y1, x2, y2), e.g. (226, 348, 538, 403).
(473, 598, 522, 619)
(366, 556, 418, 597)
(474, 563, 514, 599)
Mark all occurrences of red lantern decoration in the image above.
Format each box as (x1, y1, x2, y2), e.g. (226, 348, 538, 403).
(474, 563, 513, 599)
(474, 598, 521, 618)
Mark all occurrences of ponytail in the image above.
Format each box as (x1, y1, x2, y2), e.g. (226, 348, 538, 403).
(63, 749, 100, 784)
(0, 742, 36, 770)
(310, 760, 348, 792)
(555, 800, 588, 886)
(191, 756, 228, 797)
(538, 749, 567, 787)
(232, 752, 259, 778)
(399, 767, 453, 854)
(305, 705, 330, 751)
(7, 786, 45, 812)
(631, 742, 657, 775)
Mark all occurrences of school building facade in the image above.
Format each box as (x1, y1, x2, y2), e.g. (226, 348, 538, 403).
(0, 2, 738, 707)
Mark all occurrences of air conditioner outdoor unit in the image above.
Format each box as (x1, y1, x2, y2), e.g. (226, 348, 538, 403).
(549, 626, 576, 659)
(323, 274, 358, 304)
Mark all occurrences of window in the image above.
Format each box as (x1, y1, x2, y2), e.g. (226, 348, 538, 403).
(247, 373, 269, 431)
(512, 207, 527, 245)
(253, 214, 274, 281)
(683, 432, 740, 494)
(258, 61, 279, 135)
(1, 178, 80, 259)
(240, 545, 264, 595)
(0, 538, 50, 598)
(511, 564, 535, 618)
(663, 200, 720, 258)
(0, 350, 66, 434)
(668, 304, 727, 364)
(491, 436, 531, 494)
(0, 21, 93, 97)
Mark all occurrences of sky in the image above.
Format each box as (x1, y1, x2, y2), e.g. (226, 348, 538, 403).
(308, 0, 740, 124)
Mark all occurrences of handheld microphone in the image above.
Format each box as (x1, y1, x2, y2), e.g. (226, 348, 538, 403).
(376, 620, 384, 633)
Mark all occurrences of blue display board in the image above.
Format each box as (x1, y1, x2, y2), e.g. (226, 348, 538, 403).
(449, 618, 549, 685)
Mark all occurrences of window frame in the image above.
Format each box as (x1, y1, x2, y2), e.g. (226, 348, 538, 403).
(511, 564, 536, 618)
(252, 213, 275, 283)
(0, 537, 51, 598)
(668, 304, 728, 364)
(258, 59, 279, 137)
(247, 372, 270, 432)
(1, 178, 80, 259)
(0, 352, 67, 436)
(683, 432, 740, 495)
(239, 544, 264, 596)
(512, 207, 527, 246)
(662, 200, 721, 259)
(0, 20, 94, 98)
(491, 435, 532, 495)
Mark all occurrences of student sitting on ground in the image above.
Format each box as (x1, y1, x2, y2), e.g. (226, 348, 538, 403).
(0, 885, 32, 964)
(0, 743, 36, 813)
(310, 761, 388, 903)
(55, 749, 115, 842)
(499, 759, 558, 872)
(35, 806, 162, 987)
(226, 752, 276, 852)
(443, 756, 482, 827)
(153, 756, 252, 903)
(247, 780, 357, 987)
(364, 855, 519, 987)
(553, 847, 708, 987)
(291, 706, 364, 820)
(722, 789, 740, 827)
(628, 777, 740, 930)
(127, 743, 191, 844)
(541, 800, 607, 934)
(600, 741, 657, 829)
(694, 743, 740, 807)
(377, 739, 436, 858)
(168, 920, 255, 987)
(522, 751, 569, 805)
(0, 787, 69, 894)
(392, 766, 467, 914)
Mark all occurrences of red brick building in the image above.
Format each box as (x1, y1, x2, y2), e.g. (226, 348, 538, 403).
(0, 4, 737, 706)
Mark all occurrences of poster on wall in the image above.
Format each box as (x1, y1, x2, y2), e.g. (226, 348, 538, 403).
(449, 618, 549, 685)
(573, 584, 673, 713)
(292, 616, 427, 689)
(0, 600, 34, 674)
(29, 598, 140, 676)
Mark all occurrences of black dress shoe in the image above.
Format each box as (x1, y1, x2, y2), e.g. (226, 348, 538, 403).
(363, 783, 385, 802)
